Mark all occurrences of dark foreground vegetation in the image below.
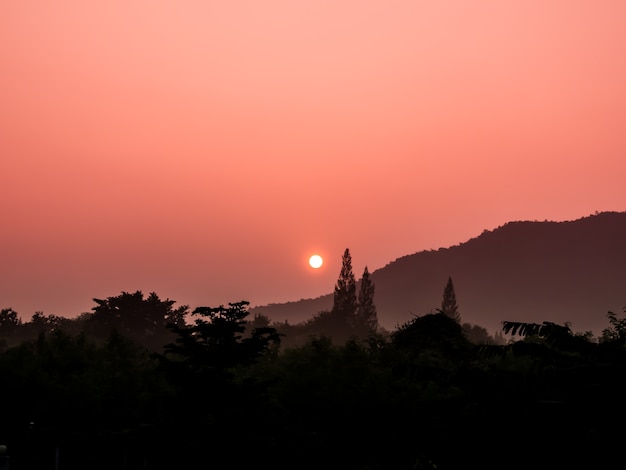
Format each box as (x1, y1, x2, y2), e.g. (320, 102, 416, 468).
(1, 250, 625, 469)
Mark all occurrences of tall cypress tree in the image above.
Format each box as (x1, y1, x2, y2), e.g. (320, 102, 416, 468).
(440, 276, 461, 323)
(332, 248, 357, 325)
(356, 266, 378, 335)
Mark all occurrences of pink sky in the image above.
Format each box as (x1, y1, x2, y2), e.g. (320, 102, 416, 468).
(2, 0, 625, 320)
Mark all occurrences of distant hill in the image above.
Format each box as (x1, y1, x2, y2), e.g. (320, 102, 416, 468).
(250, 211, 626, 336)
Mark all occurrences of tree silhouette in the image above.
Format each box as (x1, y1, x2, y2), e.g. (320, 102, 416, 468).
(162, 300, 281, 385)
(85, 291, 188, 351)
(0, 327, 172, 470)
(355, 266, 378, 336)
(23, 312, 66, 338)
(462, 322, 500, 344)
(440, 276, 460, 323)
(332, 248, 357, 320)
(156, 300, 282, 466)
(328, 248, 358, 342)
(0, 308, 20, 331)
(0, 308, 22, 348)
(601, 306, 626, 345)
(391, 312, 471, 358)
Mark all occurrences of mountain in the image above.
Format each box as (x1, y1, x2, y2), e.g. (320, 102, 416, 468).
(250, 211, 626, 336)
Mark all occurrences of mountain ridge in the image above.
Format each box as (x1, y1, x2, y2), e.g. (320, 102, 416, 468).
(250, 211, 626, 336)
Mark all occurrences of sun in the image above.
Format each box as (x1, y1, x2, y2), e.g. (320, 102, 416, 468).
(309, 254, 323, 269)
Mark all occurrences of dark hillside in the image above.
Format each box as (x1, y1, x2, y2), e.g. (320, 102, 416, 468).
(251, 211, 626, 335)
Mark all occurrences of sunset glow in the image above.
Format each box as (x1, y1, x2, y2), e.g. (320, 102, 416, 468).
(309, 255, 323, 269)
(1, 0, 625, 319)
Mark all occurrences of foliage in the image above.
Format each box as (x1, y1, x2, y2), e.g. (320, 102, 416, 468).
(389, 312, 475, 406)
(317, 249, 381, 344)
(332, 248, 357, 324)
(84, 290, 188, 351)
(257, 335, 404, 469)
(161, 301, 281, 389)
(356, 265, 379, 335)
(440, 276, 460, 323)
(462, 323, 500, 345)
(0, 308, 22, 349)
(392, 312, 471, 355)
(155, 301, 283, 466)
(0, 328, 171, 469)
(302, 309, 350, 344)
(601, 307, 626, 345)
(3, 291, 626, 469)
(0, 308, 21, 331)
(501, 320, 595, 353)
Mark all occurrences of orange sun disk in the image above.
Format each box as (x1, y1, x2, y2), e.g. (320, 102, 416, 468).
(309, 255, 323, 269)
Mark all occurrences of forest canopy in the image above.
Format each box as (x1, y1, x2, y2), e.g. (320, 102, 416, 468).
(1, 250, 624, 469)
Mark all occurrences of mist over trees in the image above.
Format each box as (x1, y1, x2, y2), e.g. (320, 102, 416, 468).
(250, 211, 626, 335)
(0, 246, 625, 468)
(292, 248, 381, 346)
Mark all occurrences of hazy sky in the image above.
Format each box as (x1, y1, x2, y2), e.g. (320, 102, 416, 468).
(2, 0, 625, 319)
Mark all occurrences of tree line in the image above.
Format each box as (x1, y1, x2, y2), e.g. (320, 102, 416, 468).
(0, 248, 625, 469)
